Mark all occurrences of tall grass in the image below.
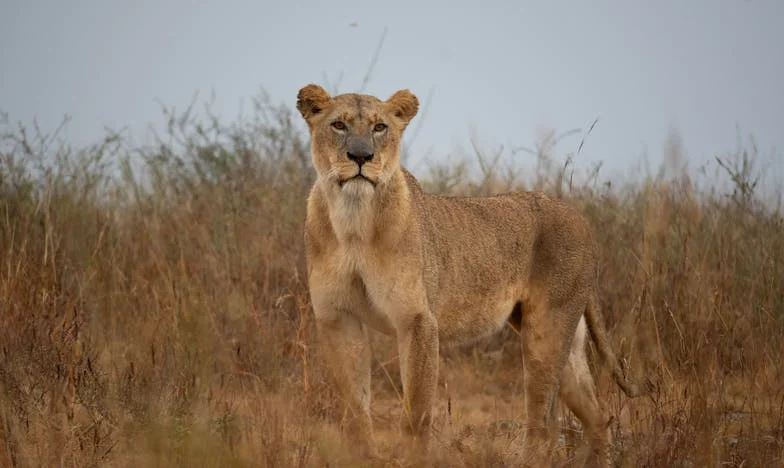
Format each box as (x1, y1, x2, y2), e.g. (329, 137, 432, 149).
(1, 96, 782, 467)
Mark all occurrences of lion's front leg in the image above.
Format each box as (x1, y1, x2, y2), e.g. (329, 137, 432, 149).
(396, 311, 439, 444)
(316, 312, 374, 455)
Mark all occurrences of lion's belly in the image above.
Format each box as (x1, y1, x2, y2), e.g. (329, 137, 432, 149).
(434, 292, 520, 346)
(332, 244, 520, 342)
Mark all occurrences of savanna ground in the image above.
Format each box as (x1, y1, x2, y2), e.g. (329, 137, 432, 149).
(1, 93, 783, 467)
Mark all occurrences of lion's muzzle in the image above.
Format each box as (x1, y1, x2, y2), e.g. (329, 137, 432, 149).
(346, 136, 374, 167)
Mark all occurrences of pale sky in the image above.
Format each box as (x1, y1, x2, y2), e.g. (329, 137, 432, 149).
(2, 0, 782, 186)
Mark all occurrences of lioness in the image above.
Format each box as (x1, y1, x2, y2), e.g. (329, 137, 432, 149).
(297, 84, 645, 466)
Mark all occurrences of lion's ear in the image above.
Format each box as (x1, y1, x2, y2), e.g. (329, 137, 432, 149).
(297, 84, 332, 122)
(385, 89, 419, 127)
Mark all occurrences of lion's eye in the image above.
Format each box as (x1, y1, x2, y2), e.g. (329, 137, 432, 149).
(331, 121, 347, 131)
(373, 123, 387, 132)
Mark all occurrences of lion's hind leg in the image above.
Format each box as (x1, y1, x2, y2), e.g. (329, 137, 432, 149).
(560, 316, 612, 467)
(516, 294, 584, 467)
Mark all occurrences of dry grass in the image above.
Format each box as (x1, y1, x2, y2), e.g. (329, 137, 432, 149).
(1, 100, 782, 467)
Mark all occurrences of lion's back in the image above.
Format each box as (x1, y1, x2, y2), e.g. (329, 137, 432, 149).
(404, 177, 598, 305)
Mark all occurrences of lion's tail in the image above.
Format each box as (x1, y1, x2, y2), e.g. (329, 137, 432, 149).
(584, 296, 648, 398)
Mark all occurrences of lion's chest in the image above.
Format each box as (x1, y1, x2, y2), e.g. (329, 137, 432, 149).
(327, 243, 403, 335)
(331, 242, 428, 334)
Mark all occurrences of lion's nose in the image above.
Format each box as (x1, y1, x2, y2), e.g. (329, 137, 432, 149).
(347, 151, 374, 166)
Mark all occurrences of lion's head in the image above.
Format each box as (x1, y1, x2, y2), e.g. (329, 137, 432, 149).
(297, 84, 418, 194)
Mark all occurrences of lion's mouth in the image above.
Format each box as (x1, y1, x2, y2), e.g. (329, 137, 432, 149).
(338, 173, 376, 187)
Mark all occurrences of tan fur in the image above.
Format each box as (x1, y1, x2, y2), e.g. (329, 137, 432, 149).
(297, 84, 647, 467)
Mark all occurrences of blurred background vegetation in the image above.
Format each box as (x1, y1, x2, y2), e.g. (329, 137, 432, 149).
(0, 91, 782, 466)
